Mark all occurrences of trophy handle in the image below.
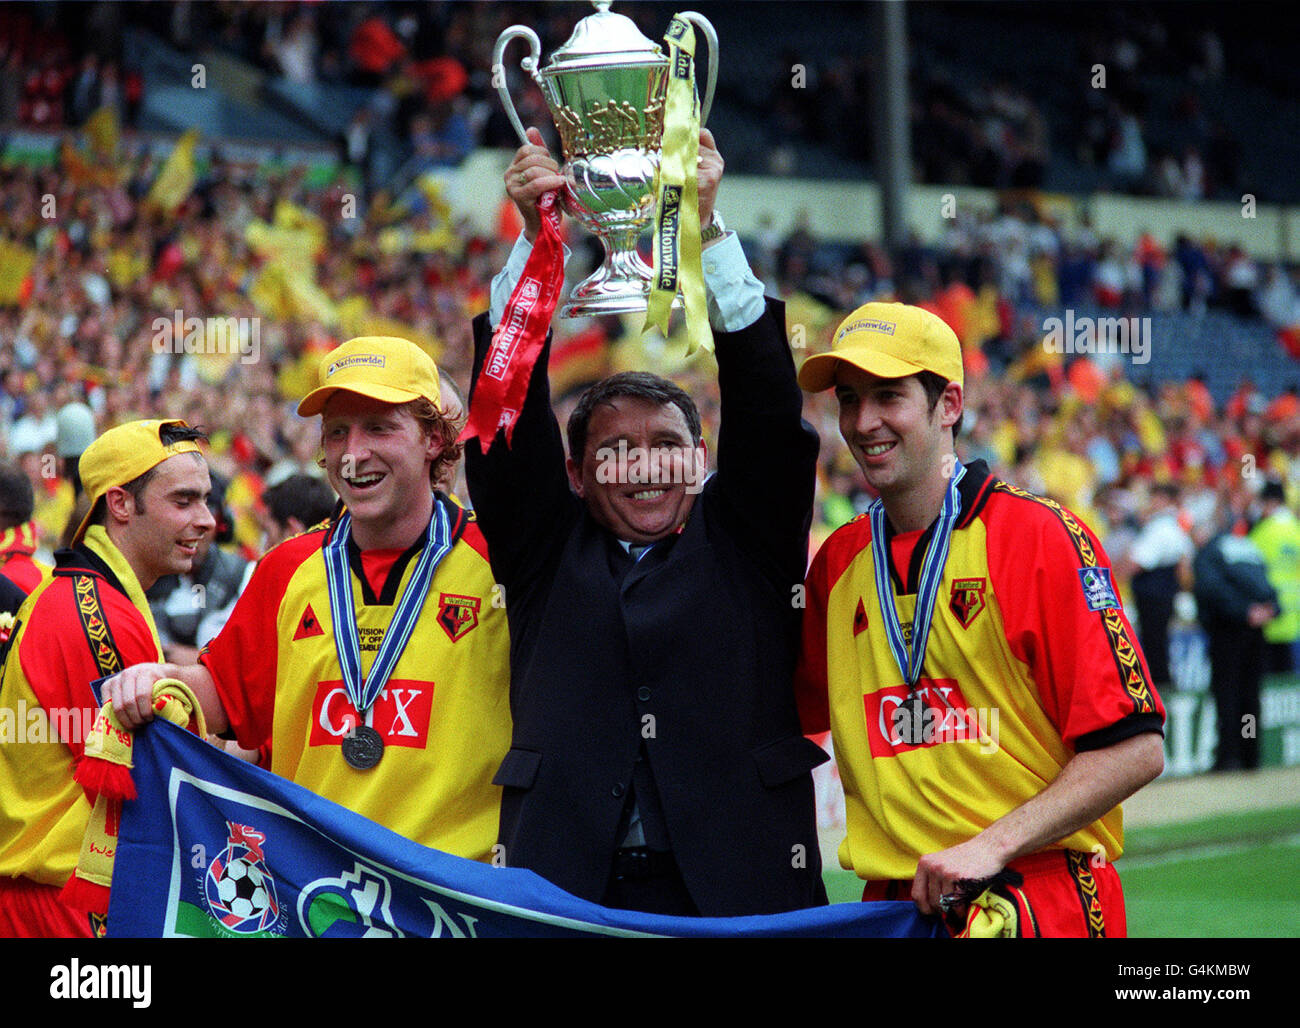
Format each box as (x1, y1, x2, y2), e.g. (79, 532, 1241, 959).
(677, 12, 718, 126)
(493, 25, 543, 147)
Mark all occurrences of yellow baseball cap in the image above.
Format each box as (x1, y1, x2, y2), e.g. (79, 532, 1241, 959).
(797, 301, 963, 392)
(297, 336, 442, 417)
(75, 419, 204, 542)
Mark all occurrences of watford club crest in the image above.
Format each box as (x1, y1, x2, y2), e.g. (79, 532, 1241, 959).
(436, 593, 481, 642)
(949, 578, 987, 629)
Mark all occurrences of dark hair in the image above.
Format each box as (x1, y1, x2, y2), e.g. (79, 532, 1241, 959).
(916, 371, 963, 438)
(0, 461, 34, 529)
(566, 372, 703, 460)
(206, 469, 235, 544)
(264, 474, 337, 531)
(90, 423, 209, 528)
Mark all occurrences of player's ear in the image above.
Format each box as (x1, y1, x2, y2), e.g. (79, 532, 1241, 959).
(694, 441, 708, 474)
(103, 485, 136, 524)
(940, 382, 963, 430)
(565, 455, 585, 498)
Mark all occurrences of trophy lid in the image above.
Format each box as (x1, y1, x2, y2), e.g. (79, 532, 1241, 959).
(545, 1, 665, 70)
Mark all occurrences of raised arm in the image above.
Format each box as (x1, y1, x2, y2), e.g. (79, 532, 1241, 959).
(702, 130, 818, 582)
(464, 129, 576, 586)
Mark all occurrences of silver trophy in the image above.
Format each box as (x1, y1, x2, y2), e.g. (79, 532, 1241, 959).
(494, 1, 717, 318)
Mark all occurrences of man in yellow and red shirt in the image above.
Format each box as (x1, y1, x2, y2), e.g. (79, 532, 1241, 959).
(0, 461, 49, 594)
(107, 338, 511, 861)
(796, 302, 1166, 937)
(0, 420, 215, 937)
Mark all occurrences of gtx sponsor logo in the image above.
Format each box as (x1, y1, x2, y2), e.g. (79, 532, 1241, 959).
(309, 679, 433, 749)
(864, 679, 1000, 756)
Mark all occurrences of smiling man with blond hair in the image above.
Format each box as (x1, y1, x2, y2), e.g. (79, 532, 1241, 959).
(106, 337, 511, 862)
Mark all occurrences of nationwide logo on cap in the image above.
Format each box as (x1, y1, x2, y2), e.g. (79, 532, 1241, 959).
(327, 354, 386, 376)
(835, 318, 896, 344)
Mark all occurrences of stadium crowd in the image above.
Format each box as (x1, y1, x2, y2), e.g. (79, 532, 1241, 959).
(2, 124, 1299, 582)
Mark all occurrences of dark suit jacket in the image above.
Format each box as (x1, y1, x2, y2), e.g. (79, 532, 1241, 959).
(465, 298, 827, 917)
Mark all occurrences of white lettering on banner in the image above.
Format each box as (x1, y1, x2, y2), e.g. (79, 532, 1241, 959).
(299, 863, 401, 938)
(298, 863, 481, 938)
(422, 900, 480, 938)
(486, 278, 542, 381)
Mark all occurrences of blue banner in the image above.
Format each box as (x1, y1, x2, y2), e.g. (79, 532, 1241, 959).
(106, 720, 942, 938)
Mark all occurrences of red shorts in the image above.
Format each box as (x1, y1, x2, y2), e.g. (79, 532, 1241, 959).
(861, 849, 1128, 938)
(0, 877, 97, 938)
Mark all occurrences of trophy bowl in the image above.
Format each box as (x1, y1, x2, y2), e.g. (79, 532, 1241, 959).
(494, 1, 716, 318)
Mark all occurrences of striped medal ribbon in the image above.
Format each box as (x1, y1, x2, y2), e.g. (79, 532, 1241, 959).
(323, 498, 451, 769)
(869, 459, 965, 744)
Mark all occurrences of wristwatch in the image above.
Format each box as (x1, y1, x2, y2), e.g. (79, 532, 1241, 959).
(700, 210, 726, 245)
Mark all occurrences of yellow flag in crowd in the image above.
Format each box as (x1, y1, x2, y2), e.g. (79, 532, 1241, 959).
(84, 106, 120, 160)
(147, 129, 200, 216)
(246, 202, 335, 324)
(0, 239, 35, 305)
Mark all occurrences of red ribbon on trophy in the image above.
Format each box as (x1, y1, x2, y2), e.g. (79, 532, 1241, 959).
(461, 189, 565, 450)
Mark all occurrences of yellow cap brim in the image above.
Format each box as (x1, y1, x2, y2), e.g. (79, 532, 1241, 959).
(797, 349, 934, 392)
(297, 382, 426, 417)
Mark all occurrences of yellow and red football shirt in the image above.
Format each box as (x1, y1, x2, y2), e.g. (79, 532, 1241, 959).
(0, 537, 161, 888)
(797, 466, 1164, 882)
(0, 521, 49, 594)
(201, 503, 511, 861)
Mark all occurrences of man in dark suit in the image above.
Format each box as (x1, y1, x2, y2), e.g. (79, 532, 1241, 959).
(465, 129, 826, 917)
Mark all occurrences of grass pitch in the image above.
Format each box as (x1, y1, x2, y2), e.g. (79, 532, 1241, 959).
(821, 805, 1300, 936)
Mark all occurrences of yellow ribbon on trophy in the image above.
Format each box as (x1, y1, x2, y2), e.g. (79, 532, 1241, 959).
(643, 14, 713, 356)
